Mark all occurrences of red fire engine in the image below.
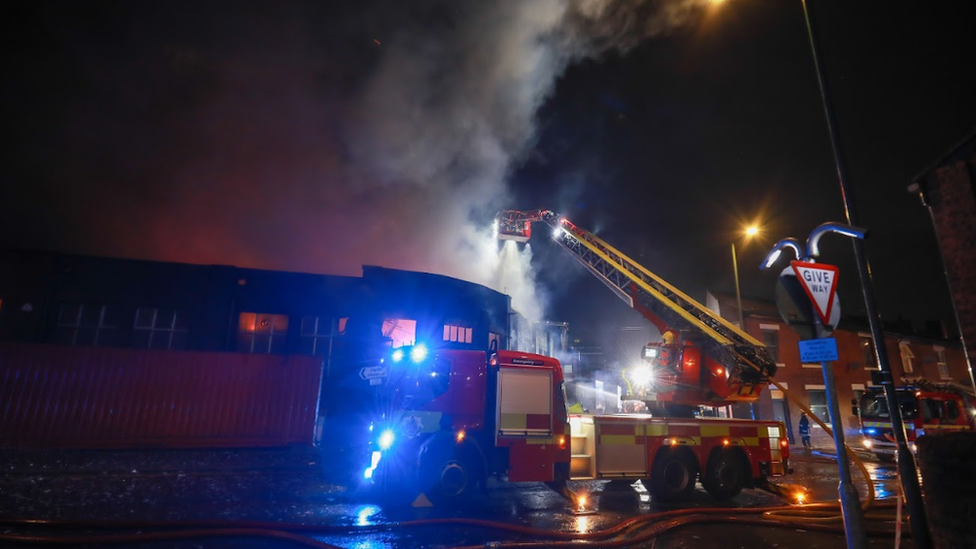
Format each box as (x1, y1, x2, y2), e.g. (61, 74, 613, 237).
(854, 379, 976, 462)
(362, 210, 791, 505)
(494, 209, 779, 411)
(365, 345, 789, 504)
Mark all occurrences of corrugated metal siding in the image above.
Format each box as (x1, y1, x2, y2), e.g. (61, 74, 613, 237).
(0, 343, 322, 448)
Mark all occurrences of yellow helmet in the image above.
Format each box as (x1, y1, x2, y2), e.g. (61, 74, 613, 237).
(662, 331, 675, 345)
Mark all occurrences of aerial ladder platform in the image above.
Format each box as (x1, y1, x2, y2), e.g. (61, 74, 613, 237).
(496, 209, 777, 406)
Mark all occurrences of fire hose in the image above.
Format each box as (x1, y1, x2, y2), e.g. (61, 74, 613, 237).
(0, 498, 908, 549)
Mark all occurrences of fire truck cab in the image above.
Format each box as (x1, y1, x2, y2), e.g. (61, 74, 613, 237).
(854, 383, 976, 462)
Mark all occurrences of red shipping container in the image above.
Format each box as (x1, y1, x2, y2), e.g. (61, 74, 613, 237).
(0, 343, 322, 448)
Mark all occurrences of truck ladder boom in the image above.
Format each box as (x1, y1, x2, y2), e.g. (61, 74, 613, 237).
(498, 209, 776, 384)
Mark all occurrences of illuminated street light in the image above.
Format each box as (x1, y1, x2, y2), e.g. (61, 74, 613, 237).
(732, 224, 761, 329)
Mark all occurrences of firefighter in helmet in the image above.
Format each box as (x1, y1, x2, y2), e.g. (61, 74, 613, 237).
(657, 330, 678, 370)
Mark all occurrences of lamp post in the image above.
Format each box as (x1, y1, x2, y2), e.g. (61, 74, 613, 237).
(796, 1, 932, 547)
(732, 225, 759, 329)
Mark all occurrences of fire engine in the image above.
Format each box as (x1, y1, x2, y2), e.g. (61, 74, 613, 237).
(494, 209, 779, 412)
(854, 379, 976, 462)
(361, 210, 791, 505)
(364, 345, 789, 504)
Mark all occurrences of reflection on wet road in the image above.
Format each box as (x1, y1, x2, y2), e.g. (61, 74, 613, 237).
(0, 450, 907, 549)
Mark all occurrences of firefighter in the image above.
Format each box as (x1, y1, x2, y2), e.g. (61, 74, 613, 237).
(798, 412, 812, 449)
(657, 330, 678, 369)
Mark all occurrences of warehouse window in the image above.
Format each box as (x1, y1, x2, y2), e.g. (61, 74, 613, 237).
(898, 340, 914, 374)
(238, 312, 289, 354)
(56, 303, 118, 346)
(133, 307, 188, 350)
(806, 386, 830, 425)
(443, 323, 473, 344)
(382, 318, 416, 348)
(300, 316, 347, 355)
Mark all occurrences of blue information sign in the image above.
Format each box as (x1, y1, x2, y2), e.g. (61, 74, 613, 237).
(798, 337, 839, 363)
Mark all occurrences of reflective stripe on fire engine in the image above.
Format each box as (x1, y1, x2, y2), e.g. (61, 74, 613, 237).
(601, 435, 637, 445)
(499, 413, 551, 431)
(700, 425, 730, 437)
(645, 424, 668, 436)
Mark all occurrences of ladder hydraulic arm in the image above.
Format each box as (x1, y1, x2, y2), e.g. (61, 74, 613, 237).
(496, 209, 777, 405)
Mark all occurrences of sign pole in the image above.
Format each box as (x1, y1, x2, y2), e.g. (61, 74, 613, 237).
(814, 321, 867, 549)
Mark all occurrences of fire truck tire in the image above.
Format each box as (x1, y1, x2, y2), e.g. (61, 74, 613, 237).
(418, 441, 483, 505)
(702, 449, 747, 500)
(875, 452, 895, 463)
(647, 449, 697, 501)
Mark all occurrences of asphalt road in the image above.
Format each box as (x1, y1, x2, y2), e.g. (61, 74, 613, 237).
(0, 447, 910, 548)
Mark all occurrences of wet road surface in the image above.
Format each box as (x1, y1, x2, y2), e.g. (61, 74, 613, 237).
(0, 448, 910, 548)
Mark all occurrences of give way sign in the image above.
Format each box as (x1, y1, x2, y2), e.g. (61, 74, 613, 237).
(791, 260, 840, 326)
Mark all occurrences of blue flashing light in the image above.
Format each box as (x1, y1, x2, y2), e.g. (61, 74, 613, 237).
(865, 428, 878, 435)
(378, 430, 395, 450)
(411, 344, 428, 362)
(391, 349, 405, 363)
(363, 467, 374, 479)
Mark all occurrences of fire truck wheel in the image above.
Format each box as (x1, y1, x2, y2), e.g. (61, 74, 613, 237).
(875, 452, 895, 463)
(419, 444, 482, 505)
(647, 449, 697, 501)
(702, 449, 747, 500)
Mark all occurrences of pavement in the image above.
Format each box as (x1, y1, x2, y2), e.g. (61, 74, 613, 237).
(0, 445, 910, 548)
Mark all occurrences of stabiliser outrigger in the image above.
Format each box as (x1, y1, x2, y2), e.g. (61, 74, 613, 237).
(495, 209, 778, 414)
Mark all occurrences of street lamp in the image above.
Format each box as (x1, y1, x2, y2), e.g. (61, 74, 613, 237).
(732, 225, 760, 329)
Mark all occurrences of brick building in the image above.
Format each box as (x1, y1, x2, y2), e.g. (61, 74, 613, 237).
(910, 129, 976, 391)
(708, 291, 970, 446)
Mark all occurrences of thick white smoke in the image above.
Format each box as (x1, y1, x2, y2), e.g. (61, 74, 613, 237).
(345, 0, 711, 319)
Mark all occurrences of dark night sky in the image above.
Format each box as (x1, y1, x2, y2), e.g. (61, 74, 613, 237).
(3, 1, 974, 343)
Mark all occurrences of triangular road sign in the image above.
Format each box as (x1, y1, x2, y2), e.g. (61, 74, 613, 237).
(790, 260, 839, 326)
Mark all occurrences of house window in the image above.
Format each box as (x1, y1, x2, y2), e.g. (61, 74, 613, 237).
(761, 330, 779, 362)
(133, 307, 188, 350)
(300, 316, 347, 355)
(382, 318, 417, 348)
(935, 347, 949, 379)
(56, 303, 118, 346)
(898, 340, 914, 374)
(238, 312, 289, 354)
(860, 336, 879, 370)
(806, 386, 830, 425)
(443, 323, 473, 344)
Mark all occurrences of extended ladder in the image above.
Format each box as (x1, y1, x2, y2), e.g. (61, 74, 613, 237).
(498, 210, 777, 389)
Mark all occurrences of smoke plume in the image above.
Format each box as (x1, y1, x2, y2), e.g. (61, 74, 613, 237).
(6, 0, 712, 321)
